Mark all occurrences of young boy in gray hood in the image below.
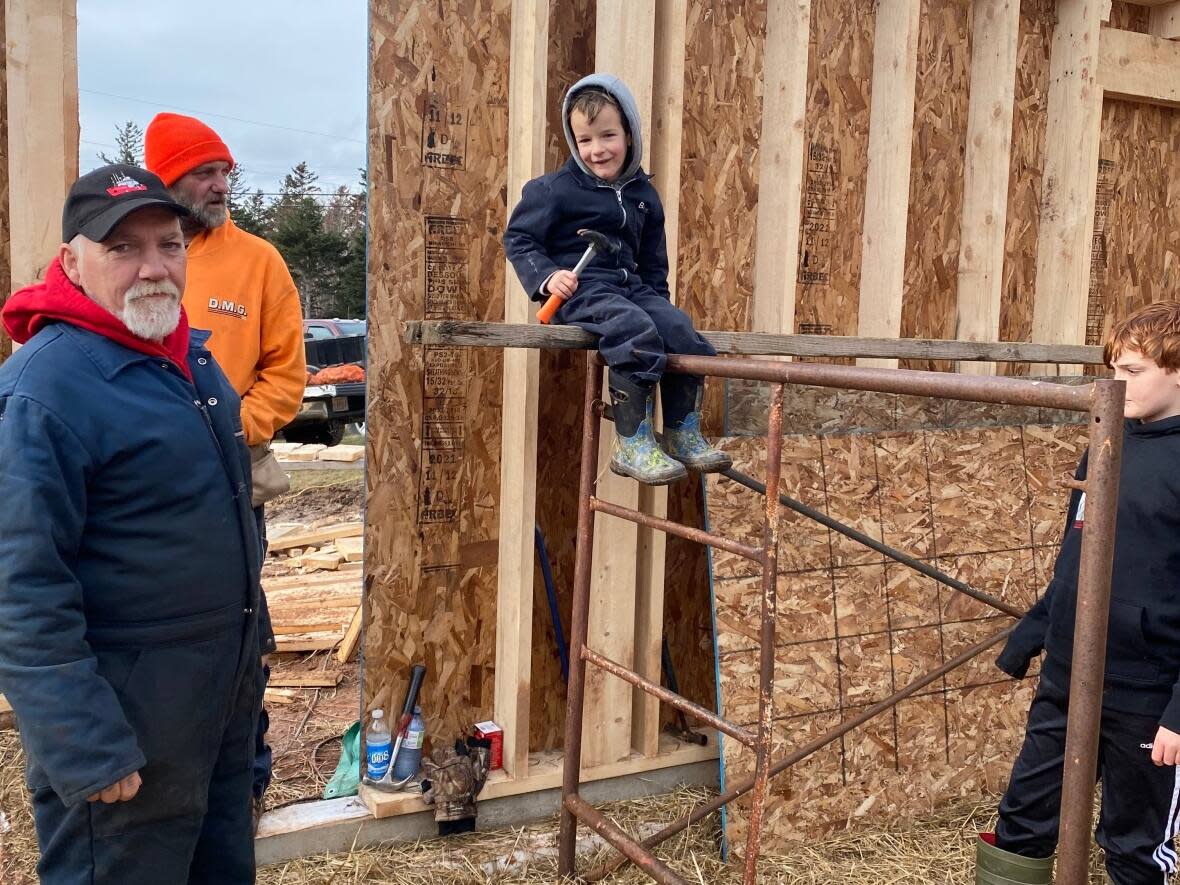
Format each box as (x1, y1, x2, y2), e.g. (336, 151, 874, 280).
(503, 73, 730, 485)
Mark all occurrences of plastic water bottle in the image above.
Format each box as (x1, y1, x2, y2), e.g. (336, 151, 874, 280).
(392, 705, 425, 780)
(365, 709, 392, 781)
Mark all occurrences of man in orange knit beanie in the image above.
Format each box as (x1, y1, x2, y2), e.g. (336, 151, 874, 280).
(146, 111, 305, 829)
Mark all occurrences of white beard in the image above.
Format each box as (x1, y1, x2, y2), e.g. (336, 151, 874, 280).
(121, 280, 182, 341)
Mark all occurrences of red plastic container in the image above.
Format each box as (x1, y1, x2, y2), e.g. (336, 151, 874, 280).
(474, 720, 503, 770)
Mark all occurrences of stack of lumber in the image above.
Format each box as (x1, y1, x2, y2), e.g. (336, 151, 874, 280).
(272, 443, 365, 463)
(264, 522, 364, 661)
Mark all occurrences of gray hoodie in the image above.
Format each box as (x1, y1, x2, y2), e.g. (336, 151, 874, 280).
(561, 73, 645, 183)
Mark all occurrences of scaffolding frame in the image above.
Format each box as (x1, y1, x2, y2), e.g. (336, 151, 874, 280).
(559, 352, 1124, 885)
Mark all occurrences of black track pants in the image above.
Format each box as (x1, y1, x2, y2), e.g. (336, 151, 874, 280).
(997, 675, 1180, 885)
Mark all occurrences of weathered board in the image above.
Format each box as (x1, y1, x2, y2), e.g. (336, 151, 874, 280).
(364, 0, 509, 741)
(530, 0, 597, 752)
(708, 417, 1088, 847)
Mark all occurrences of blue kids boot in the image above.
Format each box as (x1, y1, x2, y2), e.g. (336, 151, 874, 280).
(660, 374, 732, 473)
(608, 373, 687, 485)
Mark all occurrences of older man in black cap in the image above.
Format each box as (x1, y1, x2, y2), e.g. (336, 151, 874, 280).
(0, 164, 262, 884)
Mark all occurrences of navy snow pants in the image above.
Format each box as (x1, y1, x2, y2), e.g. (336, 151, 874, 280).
(553, 274, 714, 387)
(997, 674, 1180, 884)
(30, 628, 261, 885)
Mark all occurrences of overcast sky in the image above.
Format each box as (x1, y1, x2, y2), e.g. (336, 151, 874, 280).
(77, 2, 367, 196)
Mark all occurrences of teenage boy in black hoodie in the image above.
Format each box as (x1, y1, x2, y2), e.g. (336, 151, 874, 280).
(977, 301, 1180, 885)
(503, 73, 731, 486)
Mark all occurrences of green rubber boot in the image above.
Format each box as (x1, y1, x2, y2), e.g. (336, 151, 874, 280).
(608, 373, 686, 485)
(660, 374, 732, 473)
(975, 834, 1053, 885)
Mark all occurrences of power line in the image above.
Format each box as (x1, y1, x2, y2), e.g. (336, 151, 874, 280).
(80, 88, 366, 144)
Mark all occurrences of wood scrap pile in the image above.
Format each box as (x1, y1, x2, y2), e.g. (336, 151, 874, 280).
(264, 521, 364, 661)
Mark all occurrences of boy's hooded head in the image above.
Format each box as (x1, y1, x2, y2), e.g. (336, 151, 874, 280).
(1104, 300, 1180, 423)
(568, 89, 631, 183)
(561, 74, 645, 184)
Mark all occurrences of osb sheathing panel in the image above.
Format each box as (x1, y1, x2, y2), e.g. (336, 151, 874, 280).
(708, 421, 1087, 845)
(1085, 100, 1180, 351)
(0, 3, 10, 364)
(898, 0, 971, 372)
(530, 0, 596, 752)
(678, 0, 768, 429)
(364, 0, 509, 740)
(792, 0, 874, 345)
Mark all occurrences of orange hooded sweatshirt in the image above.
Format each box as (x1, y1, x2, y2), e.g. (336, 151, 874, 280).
(183, 217, 306, 445)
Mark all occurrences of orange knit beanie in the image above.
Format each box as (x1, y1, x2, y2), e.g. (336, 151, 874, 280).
(144, 113, 234, 186)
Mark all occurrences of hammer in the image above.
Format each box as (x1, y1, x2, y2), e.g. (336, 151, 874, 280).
(536, 228, 619, 324)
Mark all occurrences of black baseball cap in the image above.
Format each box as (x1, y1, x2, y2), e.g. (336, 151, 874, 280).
(62, 163, 189, 242)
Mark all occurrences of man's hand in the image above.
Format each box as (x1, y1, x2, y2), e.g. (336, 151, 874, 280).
(87, 771, 142, 803)
(545, 270, 578, 300)
(261, 654, 270, 668)
(1152, 726, 1180, 766)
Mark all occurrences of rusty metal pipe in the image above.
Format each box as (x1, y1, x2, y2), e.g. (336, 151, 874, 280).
(719, 466, 1027, 620)
(665, 353, 1092, 413)
(590, 497, 765, 564)
(564, 793, 690, 885)
(1056, 379, 1125, 885)
(743, 384, 786, 884)
(558, 354, 606, 876)
(583, 624, 1016, 882)
(582, 645, 756, 746)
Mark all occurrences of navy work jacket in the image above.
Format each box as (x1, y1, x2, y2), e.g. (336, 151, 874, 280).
(503, 157, 671, 301)
(0, 323, 260, 807)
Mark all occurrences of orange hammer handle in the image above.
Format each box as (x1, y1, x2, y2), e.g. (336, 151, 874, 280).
(536, 293, 565, 324)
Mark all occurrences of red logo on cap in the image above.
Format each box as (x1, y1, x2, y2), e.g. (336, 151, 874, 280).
(107, 173, 148, 197)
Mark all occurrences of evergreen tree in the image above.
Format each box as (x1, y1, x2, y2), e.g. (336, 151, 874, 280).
(270, 162, 348, 317)
(234, 189, 272, 239)
(98, 120, 145, 166)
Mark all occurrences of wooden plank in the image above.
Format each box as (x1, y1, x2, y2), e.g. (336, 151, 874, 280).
(751, 0, 811, 337)
(299, 552, 346, 571)
(282, 444, 327, 462)
(5, 0, 79, 290)
(360, 727, 718, 819)
(268, 672, 343, 689)
(268, 523, 363, 552)
(272, 621, 348, 636)
(336, 606, 363, 663)
(495, 0, 549, 781)
(405, 321, 1106, 364)
(855, 0, 921, 369)
(1150, 2, 1180, 37)
(954, 0, 1021, 376)
(1150, 1, 1180, 37)
(264, 571, 363, 591)
(1099, 26, 1180, 105)
(274, 638, 341, 654)
(582, 0, 656, 769)
(629, 0, 689, 760)
(335, 536, 364, 562)
(1031, 0, 1104, 375)
(317, 445, 365, 462)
